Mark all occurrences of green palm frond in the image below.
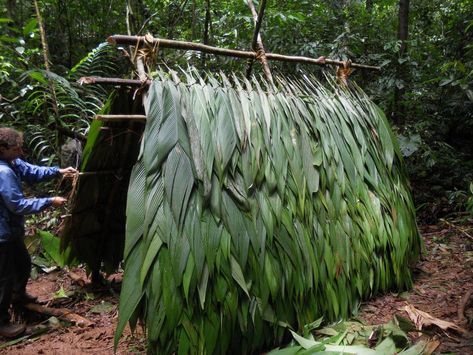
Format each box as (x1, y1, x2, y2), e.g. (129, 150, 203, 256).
(69, 43, 121, 80)
(115, 70, 421, 354)
(20, 44, 124, 163)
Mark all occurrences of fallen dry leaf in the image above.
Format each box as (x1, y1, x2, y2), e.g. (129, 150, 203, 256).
(403, 303, 469, 336)
(423, 339, 441, 355)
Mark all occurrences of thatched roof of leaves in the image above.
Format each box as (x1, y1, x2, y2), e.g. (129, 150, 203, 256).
(111, 70, 421, 354)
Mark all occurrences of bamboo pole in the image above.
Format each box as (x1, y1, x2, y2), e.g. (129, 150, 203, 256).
(108, 35, 381, 71)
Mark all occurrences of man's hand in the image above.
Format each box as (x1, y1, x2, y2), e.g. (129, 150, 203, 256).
(51, 196, 67, 207)
(59, 167, 78, 175)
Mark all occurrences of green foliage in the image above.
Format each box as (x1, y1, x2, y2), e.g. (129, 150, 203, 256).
(0, 1, 127, 163)
(268, 317, 431, 354)
(34, 229, 74, 269)
(2, 0, 472, 210)
(115, 70, 420, 354)
(19, 43, 125, 163)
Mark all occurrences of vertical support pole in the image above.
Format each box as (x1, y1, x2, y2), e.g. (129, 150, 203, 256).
(245, 0, 274, 87)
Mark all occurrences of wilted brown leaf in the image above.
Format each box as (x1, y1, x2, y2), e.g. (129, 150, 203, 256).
(403, 304, 469, 336)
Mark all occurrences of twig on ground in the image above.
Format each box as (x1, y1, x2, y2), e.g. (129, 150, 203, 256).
(23, 303, 94, 327)
(458, 289, 473, 326)
(440, 219, 473, 241)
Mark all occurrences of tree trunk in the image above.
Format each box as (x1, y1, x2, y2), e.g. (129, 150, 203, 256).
(203, 0, 211, 45)
(366, 0, 373, 13)
(191, 0, 197, 40)
(398, 0, 409, 56)
(202, 0, 211, 66)
(33, 0, 51, 72)
(6, 0, 17, 21)
(57, 0, 73, 68)
(392, 0, 410, 123)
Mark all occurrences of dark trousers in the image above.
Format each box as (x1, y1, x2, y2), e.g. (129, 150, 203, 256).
(0, 238, 31, 324)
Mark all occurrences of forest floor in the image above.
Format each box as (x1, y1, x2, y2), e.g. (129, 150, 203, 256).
(0, 218, 472, 354)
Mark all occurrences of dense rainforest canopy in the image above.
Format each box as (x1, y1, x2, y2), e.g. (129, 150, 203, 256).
(0, 0, 472, 216)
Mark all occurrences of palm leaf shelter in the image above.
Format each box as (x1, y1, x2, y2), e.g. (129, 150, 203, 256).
(60, 7, 421, 354)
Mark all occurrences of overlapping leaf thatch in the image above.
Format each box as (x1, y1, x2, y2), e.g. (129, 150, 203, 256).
(116, 70, 421, 354)
(60, 89, 144, 275)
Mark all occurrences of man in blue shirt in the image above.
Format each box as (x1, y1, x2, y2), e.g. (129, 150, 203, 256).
(0, 127, 77, 338)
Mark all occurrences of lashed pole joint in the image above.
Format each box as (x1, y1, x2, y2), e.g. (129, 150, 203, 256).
(107, 35, 381, 71)
(245, 0, 273, 86)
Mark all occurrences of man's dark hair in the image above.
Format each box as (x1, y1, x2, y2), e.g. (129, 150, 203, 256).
(0, 127, 22, 149)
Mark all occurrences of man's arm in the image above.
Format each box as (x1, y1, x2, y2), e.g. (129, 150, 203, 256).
(14, 159, 77, 183)
(0, 169, 54, 215)
(14, 159, 60, 183)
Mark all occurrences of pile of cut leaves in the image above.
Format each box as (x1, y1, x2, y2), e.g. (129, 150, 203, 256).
(269, 317, 437, 354)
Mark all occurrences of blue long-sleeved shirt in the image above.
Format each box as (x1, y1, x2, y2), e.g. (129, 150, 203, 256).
(0, 159, 60, 242)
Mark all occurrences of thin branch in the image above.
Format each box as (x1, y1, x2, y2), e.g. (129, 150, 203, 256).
(94, 114, 146, 122)
(249, 0, 267, 51)
(33, 0, 51, 72)
(24, 303, 93, 327)
(78, 76, 147, 86)
(108, 35, 381, 71)
(34, 0, 60, 119)
(54, 124, 87, 142)
(440, 219, 473, 241)
(136, 57, 148, 82)
(202, 0, 211, 67)
(125, 0, 132, 36)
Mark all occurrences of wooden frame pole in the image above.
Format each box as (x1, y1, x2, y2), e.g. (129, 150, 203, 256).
(108, 35, 380, 71)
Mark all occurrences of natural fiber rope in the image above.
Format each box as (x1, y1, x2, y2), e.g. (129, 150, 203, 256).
(255, 48, 266, 61)
(132, 33, 159, 70)
(336, 60, 354, 86)
(58, 171, 80, 204)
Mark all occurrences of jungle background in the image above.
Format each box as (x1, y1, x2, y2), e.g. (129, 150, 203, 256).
(0, 0, 473, 353)
(1, 0, 472, 217)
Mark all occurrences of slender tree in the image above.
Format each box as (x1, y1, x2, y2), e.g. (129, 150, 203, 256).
(202, 0, 211, 66)
(398, 0, 409, 56)
(392, 0, 410, 122)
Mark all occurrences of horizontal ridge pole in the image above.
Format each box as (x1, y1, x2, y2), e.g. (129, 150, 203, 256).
(94, 114, 147, 122)
(78, 76, 149, 86)
(109, 35, 255, 59)
(265, 53, 380, 71)
(108, 35, 380, 71)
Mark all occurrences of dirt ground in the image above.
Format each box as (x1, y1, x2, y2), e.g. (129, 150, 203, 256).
(1, 218, 472, 354)
(359, 219, 473, 354)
